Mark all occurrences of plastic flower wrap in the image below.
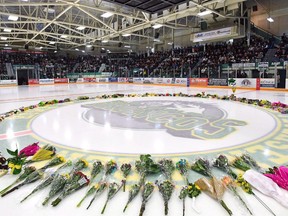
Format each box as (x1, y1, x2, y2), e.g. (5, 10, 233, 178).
(176, 159, 190, 184)
(25, 144, 56, 164)
(51, 171, 90, 206)
(70, 159, 89, 174)
(101, 181, 124, 214)
(179, 186, 188, 216)
(0, 166, 36, 195)
(123, 183, 141, 212)
(240, 153, 263, 172)
(232, 157, 251, 172)
(86, 182, 107, 209)
(21, 160, 71, 202)
(156, 180, 174, 215)
(195, 177, 232, 216)
(135, 154, 160, 186)
(121, 163, 132, 192)
(102, 160, 117, 181)
(39, 156, 66, 171)
(236, 174, 275, 215)
(90, 160, 104, 183)
(264, 166, 288, 190)
(42, 173, 69, 205)
(1, 169, 44, 197)
(191, 158, 212, 177)
(19, 142, 40, 157)
(187, 182, 201, 213)
(139, 182, 155, 216)
(222, 176, 252, 215)
(158, 159, 175, 181)
(213, 155, 237, 179)
(244, 170, 288, 208)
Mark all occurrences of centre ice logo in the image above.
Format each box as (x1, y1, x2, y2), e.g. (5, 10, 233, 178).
(83, 100, 247, 140)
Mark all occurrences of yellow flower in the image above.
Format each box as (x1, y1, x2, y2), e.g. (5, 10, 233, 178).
(63, 173, 70, 179)
(195, 185, 201, 190)
(58, 156, 66, 163)
(81, 159, 89, 167)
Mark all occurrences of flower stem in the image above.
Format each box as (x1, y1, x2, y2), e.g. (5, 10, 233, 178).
(77, 195, 87, 207)
(139, 202, 146, 216)
(164, 201, 168, 215)
(1, 182, 25, 197)
(182, 198, 185, 216)
(253, 193, 276, 216)
(51, 198, 62, 207)
(220, 200, 233, 216)
(101, 200, 108, 214)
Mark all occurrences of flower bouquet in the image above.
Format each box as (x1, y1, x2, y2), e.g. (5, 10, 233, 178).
(0, 153, 8, 177)
(51, 171, 90, 206)
(236, 174, 275, 215)
(176, 159, 190, 184)
(76, 161, 104, 207)
(195, 177, 233, 216)
(69, 159, 89, 174)
(1, 169, 44, 197)
(6, 148, 26, 174)
(240, 153, 263, 172)
(222, 176, 252, 215)
(101, 181, 124, 214)
(21, 160, 71, 202)
(187, 183, 202, 213)
(25, 144, 56, 164)
(156, 180, 174, 215)
(101, 160, 117, 181)
(264, 166, 288, 190)
(123, 183, 141, 212)
(135, 154, 160, 186)
(139, 182, 155, 216)
(121, 163, 132, 192)
(19, 142, 40, 158)
(232, 157, 251, 172)
(86, 182, 107, 209)
(0, 166, 36, 195)
(158, 159, 175, 181)
(213, 155, 237, 179)
(191, 158, 213, 177)
(179, 186, 188, 216)
(39, 156, 66, 171)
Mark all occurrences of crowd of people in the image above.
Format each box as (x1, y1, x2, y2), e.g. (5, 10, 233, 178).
(275, 33, 288, 61)
(0, 35, 278, 79)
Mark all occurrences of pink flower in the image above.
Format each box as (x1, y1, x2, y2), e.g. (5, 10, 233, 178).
(19, 142, 40, 157)
(265, 166, 288, 190)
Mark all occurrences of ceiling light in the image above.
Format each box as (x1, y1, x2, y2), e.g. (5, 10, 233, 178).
(124, 45, 130, 48)
(86, 44, 92, 48)
(167, 42, 173, 45)
(101, 12, 113, 18)
(152, 24, 163, 29)
(101, 48, 105, 50)
(54, 50, 57, 53)
(75, 48, 79, 51)
(102, 40, 108, 43)
(76, 26, 86, 30)
(49, 41, 56, 44)
(82, 50, 85, 53)
(43, 7, 55, 13)
(197, 10, 212, 16)
(60, 35, 68, 38)
(3, 28, 12, 32)
(267, 17, 274, 22)
(5, 44, 8, 46)
(8, 15, 18, 21)
(1, 37, 8, 40)
(123, 33, 131, 37)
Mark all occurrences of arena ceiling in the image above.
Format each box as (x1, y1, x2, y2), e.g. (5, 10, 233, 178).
(0, 0, 247, 52)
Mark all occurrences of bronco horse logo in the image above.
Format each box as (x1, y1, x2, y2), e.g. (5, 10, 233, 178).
(82, 100, 247, 140)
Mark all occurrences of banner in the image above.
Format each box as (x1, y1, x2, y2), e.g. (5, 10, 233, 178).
(192, 27, 234, 42)
(83, 78, 96, 82)
(54, 78, 69, 83)
(175, 78, 187, 85)
(143, 78, 154, 84)
(208, 78, 228, 86)
(118, 77, 128, 83)
(0, 80, 17, 85)
(133, 78, 143, 83)
(77, 78, 84, 83)
(97, 78, 108, 82)
(28, 79, 39, 85)
(260, 78, 275, 88)
(258, 62, 269, 68)
(189, 78, 208, 87)
(235, 78, 256, 88)
(108, 77, 118, 82)
(39, 79, 54, 85)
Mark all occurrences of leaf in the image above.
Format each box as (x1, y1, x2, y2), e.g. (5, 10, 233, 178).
(7, 149, 17, 156)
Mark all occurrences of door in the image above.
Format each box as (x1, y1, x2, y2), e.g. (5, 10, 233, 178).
(17, 69, 29, 85)
(277, 69, 286, 88)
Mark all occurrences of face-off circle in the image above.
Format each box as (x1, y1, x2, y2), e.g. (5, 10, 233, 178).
(31, 97, 277, 154)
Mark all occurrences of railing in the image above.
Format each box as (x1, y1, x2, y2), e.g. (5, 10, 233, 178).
(251, 22, 281, 45)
